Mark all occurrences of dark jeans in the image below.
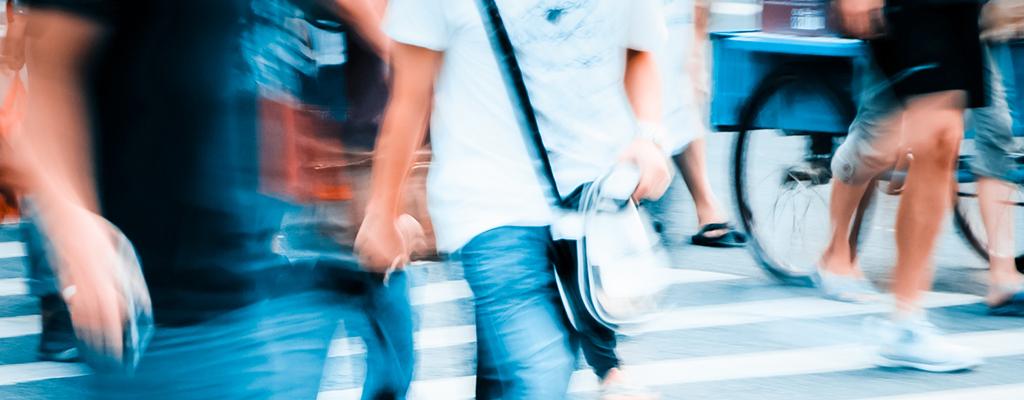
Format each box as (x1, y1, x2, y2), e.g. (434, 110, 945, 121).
(20, 208, 59, 297)
(580, 325, 619, 381)
(279, 201, 414, 400)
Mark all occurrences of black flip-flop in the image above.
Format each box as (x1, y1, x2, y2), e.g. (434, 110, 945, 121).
(690, 223, 748, 248)
(989, 290, 1024, 317)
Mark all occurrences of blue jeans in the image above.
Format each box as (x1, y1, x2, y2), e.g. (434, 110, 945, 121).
(457, 226, 577, 400)
(279, 202, 414, 400)
(90, 292, 343, 400)
(19, 205, 59, 297)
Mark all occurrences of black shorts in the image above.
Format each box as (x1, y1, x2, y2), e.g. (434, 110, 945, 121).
(869, 2, 987, 108)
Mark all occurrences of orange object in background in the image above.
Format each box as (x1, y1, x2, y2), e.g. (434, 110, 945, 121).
(258, 98, 438, 259)
(0, 73, 27, 224)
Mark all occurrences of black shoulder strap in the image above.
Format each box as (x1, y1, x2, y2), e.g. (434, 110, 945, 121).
(474, 0, 565, 207)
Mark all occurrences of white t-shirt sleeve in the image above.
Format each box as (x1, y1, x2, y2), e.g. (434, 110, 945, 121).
(383, 0, 450, 51)
(628, 0, 668, 51)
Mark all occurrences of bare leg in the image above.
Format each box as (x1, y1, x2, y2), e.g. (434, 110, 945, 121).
(892, 92, 965, 314)
(675, 138, 729, 232)
(818, 179, 873, 276)
(977, 177, 1024, 303)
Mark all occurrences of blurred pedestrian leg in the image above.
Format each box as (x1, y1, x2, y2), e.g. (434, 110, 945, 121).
(279, 200, 414, 399)
(20, 204, 79, 362)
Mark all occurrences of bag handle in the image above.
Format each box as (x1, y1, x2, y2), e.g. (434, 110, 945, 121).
(474, 0, 566, 208)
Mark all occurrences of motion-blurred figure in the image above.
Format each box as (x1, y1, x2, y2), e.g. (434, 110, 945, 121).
(356, 1, 672, 398)
(0, 0, 78, 363)
(13, 0, 392, 398)
(819, 0, 988, 372)
(647, 0, 749, 249)
(254, 1, 416, 398)
(971, 0, 1024, 315)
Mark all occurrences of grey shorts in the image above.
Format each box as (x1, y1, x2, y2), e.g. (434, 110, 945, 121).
(833, 43, 1019, 184)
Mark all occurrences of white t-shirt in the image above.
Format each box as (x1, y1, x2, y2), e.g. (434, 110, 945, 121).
(657, 0, 708, 154)
(385, 0, 665, 252)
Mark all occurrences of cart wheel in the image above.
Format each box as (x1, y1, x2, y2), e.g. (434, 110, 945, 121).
(732, 66, 859, 286)
(952, 158, 1024, 273)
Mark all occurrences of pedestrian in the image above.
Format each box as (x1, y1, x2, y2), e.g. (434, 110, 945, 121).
(15, 0, 377, 398)
(647, 0, 749, 249)
(818, 0, 1024, 313)
(356, 1, 672, 398)
(263, 1, 418, 398)
(815, 0, 988, 372)
(972, 0, 1024, 315)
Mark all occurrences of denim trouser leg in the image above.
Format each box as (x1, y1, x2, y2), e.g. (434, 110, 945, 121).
(970, 43, 1020, 182)
(89, 292, 343, 400)
(359, 270, 414, 400)
(459, 226, 577, 400)
(279, 202, 414, 399)
(19, 208, 60, 297)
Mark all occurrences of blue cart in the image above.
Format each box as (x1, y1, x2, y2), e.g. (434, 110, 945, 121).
(709, 31, 1024, 284)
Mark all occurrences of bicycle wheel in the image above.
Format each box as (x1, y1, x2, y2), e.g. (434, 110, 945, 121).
(732, 66, 859, 286)
(952, 156, 1024, 273)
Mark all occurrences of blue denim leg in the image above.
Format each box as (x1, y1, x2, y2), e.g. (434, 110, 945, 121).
(458, 226, 576, 400)
(279, 202, 414, 399)
(19, 212, 59, 297)
(89, 292, 343, 400)
(970, 43, 1020, 181)
(359, 270, 414, 400)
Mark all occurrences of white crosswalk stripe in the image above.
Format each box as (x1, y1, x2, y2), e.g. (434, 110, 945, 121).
(0, 241, 25, 260)
(1, 238, 1022, 400)
(0, 278, 27, 297)
(856, 384, 1024, 400)
(320, 329, 1024, 400)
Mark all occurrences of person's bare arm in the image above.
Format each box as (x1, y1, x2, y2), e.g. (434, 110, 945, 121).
(625, 49, 661, 123)
(835, 0, 885, 38)
(2, 8, 29, 70)
(623, 49, 671, 201)
(19, 10, 127, 360)
(354, 42, 441, 271)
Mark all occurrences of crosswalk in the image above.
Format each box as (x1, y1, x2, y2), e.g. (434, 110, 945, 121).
(0, 225, 1022, 399)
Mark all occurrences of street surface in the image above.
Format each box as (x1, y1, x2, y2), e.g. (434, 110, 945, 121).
(0, 131, 1020, 400)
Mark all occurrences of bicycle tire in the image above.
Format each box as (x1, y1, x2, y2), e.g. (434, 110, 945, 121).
(953, 189, 1024, 274)
(732, 64, 859, 286)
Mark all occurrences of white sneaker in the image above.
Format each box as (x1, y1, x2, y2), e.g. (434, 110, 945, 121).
(865, 316, 984, 373)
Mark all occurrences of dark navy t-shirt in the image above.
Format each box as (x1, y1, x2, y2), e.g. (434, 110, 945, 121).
(24, 0, 299, 324)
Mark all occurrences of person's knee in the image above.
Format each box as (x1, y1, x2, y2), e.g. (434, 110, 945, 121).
(832, 140, 899, 185)
(903, 93, 966, 167)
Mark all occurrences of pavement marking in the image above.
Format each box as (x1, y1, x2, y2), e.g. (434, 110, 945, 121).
(0, 278, 27, 297)
(712, 1, 761, 16)
(328, 291, 981, 358)
(319, 328, 1024, 400)
(0, 362, 91, 386)
(0, 241, 25, 260)
(857, 384, 1024, 400)
(0, 315, 40, 339)
(409, 269, 744, 307)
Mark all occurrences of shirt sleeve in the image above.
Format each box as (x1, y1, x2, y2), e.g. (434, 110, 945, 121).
(383, 0, 449, 51)
(628, 0, 667, 51)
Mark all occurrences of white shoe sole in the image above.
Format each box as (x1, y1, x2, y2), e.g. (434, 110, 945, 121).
(874, 355, 984, 373)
